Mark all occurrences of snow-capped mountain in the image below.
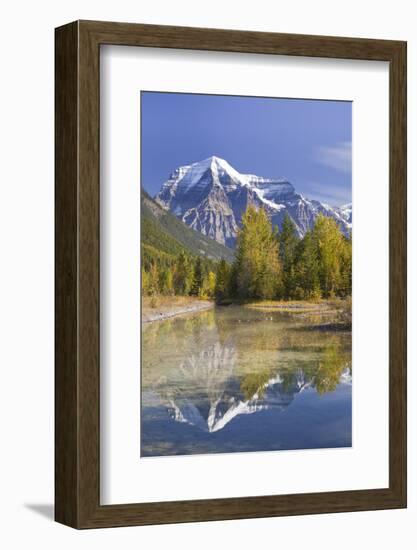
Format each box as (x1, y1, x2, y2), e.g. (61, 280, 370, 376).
(340, 203, 352, 225)
(163, 367, 352, 434)
(151, 337, 352, 434)
(155, 156, 351, 247)
(157, 339, 313, 434)
(165, 372, 309, 434)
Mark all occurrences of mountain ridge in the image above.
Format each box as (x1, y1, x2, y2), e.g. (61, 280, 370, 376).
(141, 189, 235, 262)
(155, 156, 352, 247)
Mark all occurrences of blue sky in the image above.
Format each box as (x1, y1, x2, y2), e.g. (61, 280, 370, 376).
(141, 91, 352, 206)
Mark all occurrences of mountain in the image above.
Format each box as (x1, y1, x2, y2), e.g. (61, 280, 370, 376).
(340, 203, 352, 225)
(156, 339, 352, 433)
(155, 156, 352, 247)
(141, 189, 235, 262)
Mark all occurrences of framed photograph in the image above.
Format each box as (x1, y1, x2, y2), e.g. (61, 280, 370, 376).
(55, 20, 406, 528)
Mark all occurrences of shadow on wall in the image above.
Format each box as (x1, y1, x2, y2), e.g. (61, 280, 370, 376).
(24, 504, 54, 521)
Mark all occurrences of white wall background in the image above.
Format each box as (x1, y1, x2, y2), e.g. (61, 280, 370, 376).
(0, 0, 415, 548)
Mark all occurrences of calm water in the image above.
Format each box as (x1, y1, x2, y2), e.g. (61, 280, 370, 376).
(141, 305, 352, 457)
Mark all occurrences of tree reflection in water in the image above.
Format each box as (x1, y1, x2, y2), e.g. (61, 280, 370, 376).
(143, 308, 351, 434)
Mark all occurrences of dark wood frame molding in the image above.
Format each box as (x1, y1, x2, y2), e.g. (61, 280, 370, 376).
(55, 20, 407, 529)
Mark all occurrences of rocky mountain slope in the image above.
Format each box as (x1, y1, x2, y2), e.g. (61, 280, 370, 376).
(155, 156, 351, 247)
(141, 189, 235, 262)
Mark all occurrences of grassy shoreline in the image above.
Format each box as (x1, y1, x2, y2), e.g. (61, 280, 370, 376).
(142, 295, 351, 325)
(244, 298, 351, 327)
(244, 297, 349, 311)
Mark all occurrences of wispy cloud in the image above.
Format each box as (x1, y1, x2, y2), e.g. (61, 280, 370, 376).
(314, 141, 352, 174)
(307, 182, 351, 206)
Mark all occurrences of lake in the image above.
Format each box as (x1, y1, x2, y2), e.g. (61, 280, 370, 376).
(141, 304, 352, 457)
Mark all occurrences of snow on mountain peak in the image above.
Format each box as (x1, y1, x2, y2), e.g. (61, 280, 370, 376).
(339, 203, 352, 225)
(160, 156, 291, 198)
(155, 157, 351, 247)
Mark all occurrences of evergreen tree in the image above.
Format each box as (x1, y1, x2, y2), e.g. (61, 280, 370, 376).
(228, 261, 239, 299)
(339, 234, 352, 297)
(174, 251, 192, 295)
(201, 271, 216, 299)
(207, 271, 216, 298)
(190, 257, 203, 296)
(279, 214, 299, 299)
(141, 267, 150, 296)
(215, 259, 231, 302)
(159, 267, 174, 295)
(293, 231, 321, 299)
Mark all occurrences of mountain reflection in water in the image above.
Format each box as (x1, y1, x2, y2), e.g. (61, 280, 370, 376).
(141, 306, 352, 457)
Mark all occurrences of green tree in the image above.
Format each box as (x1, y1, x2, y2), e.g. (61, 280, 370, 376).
(228, 261, 239, 299)
(339, 234, 352, 296)
(159, 267, 174, 296)
(190, 257, 203, 296)
(293, 231, 321, 300)
(279, 214, 299, 299)
(141, 267, 150, 296)
(311, 214, 344, 297)
(201, 270, 216, 299)
(147, 263, 160, 295)
(215, 258, 231, 302)
(234, 206, 281, 299)
(173, 251, 193, 295)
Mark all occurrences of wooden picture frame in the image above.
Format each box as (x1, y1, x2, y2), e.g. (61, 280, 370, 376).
(55, 20, 407, 529)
